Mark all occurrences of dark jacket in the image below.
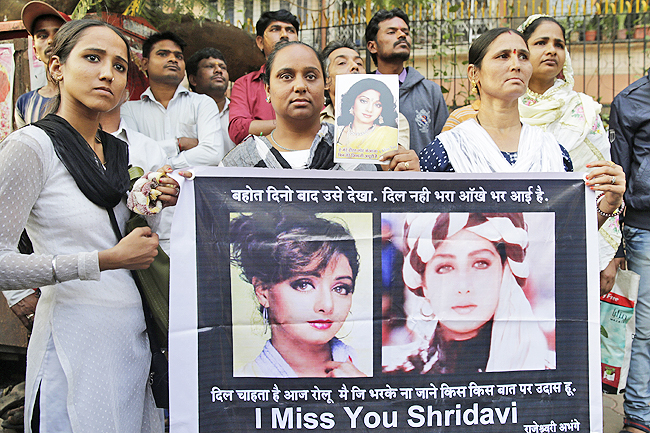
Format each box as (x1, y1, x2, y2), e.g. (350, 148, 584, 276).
(398, 67, 449, 154)
(374, 67, 449, 154)
(610, 73, 650, 230)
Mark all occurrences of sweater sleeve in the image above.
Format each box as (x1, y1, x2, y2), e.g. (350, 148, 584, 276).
(0, 131, 100, 290)
(431, 83, 450, 137)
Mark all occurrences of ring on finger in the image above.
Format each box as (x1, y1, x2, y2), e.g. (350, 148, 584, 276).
(404, 161, 410, 169)
(611, 176, 616, 185)
(609, 160, 615, 167)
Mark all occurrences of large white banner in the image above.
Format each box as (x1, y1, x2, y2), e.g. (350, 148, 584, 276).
(169, 168, 601, 432)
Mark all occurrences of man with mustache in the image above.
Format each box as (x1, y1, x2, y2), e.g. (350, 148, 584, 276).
(228, 9, 299, 145)
(365, 8, 449, 154)
(121, 31, 224, 253)
(187, 47, 235, 154)
(121, 31, 224, 169)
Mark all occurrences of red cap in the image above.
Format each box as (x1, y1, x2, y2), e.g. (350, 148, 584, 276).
(21, 1, 71, 36)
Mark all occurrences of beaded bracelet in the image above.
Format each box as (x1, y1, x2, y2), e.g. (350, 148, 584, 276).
(596, 193, 625, 218)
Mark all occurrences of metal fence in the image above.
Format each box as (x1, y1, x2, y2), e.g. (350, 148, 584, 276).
(300, 10, 650, 110)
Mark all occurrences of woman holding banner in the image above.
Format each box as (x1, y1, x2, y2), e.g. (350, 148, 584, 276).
(220, 41, 418, 171)
(517, 15, 623, 293)
(0, 20, 184, 432)
(383, 212, 552, 374)
(230, 212, 366, 378)
(418, 28, 625, 229)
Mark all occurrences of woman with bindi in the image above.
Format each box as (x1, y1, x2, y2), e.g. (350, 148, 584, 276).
(418, 28, 625, 230)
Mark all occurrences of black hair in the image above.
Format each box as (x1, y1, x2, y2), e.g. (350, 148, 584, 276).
(49, 19, 130, 114)
(520, 16, 566, 43)
(142, 30, 187, 59)
(230, 212, 360, 290)
(186, 47, 227, 91)
(337, 78, 398, 128)
(255, 9, 300, 37)
(262, 41, 324, 87)
(365, 8, 409, 65)
(468, 28, 524, 68)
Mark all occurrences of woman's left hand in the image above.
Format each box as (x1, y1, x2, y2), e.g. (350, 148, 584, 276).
(155, 165, 193, 208)
(585, 160, 626, 213)
(379, 145, 420, 171)
(324, 361, 367, 377)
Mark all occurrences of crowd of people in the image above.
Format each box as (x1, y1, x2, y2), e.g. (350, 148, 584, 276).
(0, 1, 647, 432)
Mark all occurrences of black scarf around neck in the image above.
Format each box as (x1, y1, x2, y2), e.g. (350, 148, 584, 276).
(34, 114, 130, 209)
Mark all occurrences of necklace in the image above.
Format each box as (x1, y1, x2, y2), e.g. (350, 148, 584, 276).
(348, 123, 375, 137)
(270, 131, 296, 152)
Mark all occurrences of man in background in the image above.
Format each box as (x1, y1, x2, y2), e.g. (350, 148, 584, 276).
(15, 1, 69, 129)
(320, 39, 410, 149)
(187, 47, 235, 155)
(610, 70, 650, 433)
(121, 31, 224, 253)
(121, 31, 224, 169)
(5, 1, 69, 333)
(228, 9, 299, 144)
(365, 8, 448, 154)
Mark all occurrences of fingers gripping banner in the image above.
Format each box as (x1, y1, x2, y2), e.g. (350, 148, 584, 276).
(169, 168, 601, 433)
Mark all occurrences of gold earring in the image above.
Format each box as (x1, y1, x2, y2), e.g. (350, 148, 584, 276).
(470, 80, 477, 93)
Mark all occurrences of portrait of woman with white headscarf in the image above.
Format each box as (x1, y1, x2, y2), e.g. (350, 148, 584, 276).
(382, 212, 556, 374)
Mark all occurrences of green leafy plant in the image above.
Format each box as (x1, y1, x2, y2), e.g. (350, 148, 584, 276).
(428, 4, 474, 110)
(71, 0, 219, 29)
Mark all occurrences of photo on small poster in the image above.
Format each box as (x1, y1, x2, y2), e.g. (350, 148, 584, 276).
(334, 74, 399, 164)
(230, 212, 374, 378)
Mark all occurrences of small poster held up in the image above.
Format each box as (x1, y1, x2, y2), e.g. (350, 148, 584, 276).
(334, 74, 399, 164)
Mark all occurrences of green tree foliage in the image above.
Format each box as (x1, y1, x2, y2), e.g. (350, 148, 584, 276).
(71, 0, 221, 28)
